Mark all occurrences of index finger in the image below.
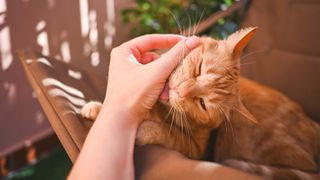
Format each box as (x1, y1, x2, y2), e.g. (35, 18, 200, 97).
(123, 34, 185, 56)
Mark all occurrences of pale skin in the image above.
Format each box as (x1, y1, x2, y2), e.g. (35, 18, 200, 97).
(68, 34, 201, 180)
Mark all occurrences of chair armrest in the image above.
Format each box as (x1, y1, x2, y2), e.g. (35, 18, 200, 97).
(18, 50, 106, 162)
(135, 145, 261, 180)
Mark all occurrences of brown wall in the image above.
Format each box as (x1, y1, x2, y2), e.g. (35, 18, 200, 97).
(0, 0, 132, 157)
(242, 0, 320, 121)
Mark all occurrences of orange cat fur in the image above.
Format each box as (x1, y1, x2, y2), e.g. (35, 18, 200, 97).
(82, 27, 320, 179)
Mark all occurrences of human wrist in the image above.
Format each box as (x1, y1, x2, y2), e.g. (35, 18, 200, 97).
(97, 100, 141, 129)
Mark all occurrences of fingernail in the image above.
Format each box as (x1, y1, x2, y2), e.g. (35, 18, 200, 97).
(186, 36, 200, 49)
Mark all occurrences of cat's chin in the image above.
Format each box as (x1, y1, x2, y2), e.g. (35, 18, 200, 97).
(158, 99, 174, 111)
(158, 99, 171, 107)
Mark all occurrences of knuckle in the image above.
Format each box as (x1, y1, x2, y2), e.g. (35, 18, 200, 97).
(110, 46, 120, 56)
(142, 34, 152, 39)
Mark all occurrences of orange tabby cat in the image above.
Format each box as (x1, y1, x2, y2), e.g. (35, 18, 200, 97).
(81, 27, 320, 179)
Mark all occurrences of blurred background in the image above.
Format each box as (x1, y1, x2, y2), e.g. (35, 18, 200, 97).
(1, 0, 319, 179)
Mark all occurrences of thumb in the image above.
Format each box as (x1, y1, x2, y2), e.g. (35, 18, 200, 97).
(148, 36, 201, 77)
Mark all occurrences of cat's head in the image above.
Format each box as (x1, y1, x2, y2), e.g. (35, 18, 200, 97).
(166, 27, 257, 128)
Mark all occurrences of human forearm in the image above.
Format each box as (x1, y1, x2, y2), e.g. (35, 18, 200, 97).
(68, 103, 139, 180)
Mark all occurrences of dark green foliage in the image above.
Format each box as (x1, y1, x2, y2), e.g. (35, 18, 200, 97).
(122, 0, 242, 39)
(7, 149, 71, 180)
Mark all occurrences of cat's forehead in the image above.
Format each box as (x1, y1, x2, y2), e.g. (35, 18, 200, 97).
(200, 37, 228, 57)
(201, 37, 219, 50)
(199, 41, 229, 65)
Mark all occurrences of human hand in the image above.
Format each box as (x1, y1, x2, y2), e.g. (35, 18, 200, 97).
(103, 34, 200, 125)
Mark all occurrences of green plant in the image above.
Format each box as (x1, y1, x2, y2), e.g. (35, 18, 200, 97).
(122, 0, 242, 39)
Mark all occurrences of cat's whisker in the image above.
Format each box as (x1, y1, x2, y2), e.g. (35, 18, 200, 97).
(219, 104, 236, 149)
(181, 23, 186, 75)
(217, 105, 231, 134)
(176, 102, 194, 157)
(180, 108, 189, 153)
(168, 9, 186, 72)
(182, 111, 193, 157)
(163, 106, 174, 130)
(187, 13, 192, 37)
(240, 50, 265, 61)
(227, 117, 236, 148)
(165, 106, 174, 121)
(175, 103, 186, 152)
(175, 105, 184, 146)
(231, 105, 247, 118)
(215, 105, 228, 133)
(193, 9, 205, 36)
(223, 115, 228, 134)
(179, 112, 185, 148)
(240, 61, 256, 67)
(174, 109, 182, 143)
(172, 110, 178, 139)
(169, 10, 183, 35)
(178, 107, 184, 146)
(168, 108, 177, 136)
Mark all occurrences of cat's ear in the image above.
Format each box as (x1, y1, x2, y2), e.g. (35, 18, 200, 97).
(237, 101, 258, 124)
(227, 27, 257, 59)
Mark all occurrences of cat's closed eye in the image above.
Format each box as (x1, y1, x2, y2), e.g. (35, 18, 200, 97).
(197, 60, 202, 76)
(199, 98, 206, 111)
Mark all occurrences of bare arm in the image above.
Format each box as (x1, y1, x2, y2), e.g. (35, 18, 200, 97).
(68, 103, 138, 180)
